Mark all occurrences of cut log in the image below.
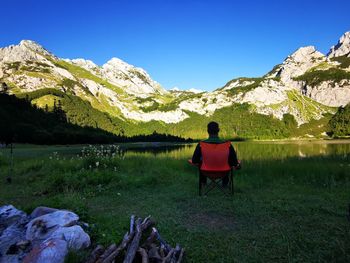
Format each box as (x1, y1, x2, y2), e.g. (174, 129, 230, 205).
(130, 215, 135, 234)
(85, 245, 104, 263)
(153, 227, 172, 253)
(148, 245, 162, 261)
(137, 247, 149, 263)
(142, 228, 157, 248)
(176, 248, 184, 263)
(101, 231, 134, 263)
(162, 248, 175, 263)
(123, 218, 142, 263)
(96, 244, 116, 263)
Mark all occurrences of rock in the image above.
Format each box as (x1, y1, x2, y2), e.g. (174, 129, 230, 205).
(101, 57, 167, 97)
(23, 238, 68, 263)
(0, 224, 28, 260)
(0, 205, 90, 263)
(30, 207, 59, 219)
(0, 205, 27, 233)
(303, 80, 350, 107)
(276, 46, 325, 84)
(26, 210, 79, 242)
(328, 31, 350, 58)
(51, 225, 91, 251)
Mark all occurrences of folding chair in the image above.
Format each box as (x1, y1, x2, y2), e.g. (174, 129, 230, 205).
(189, 141, 236, 196)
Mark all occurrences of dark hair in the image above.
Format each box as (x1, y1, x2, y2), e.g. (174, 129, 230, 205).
(207, 121, 219, 135)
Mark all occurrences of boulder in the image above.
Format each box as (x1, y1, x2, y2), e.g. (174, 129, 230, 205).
(23, 238, 68, 263)
(30, 207, 58, 219)
(26, 210, 79, 242)
(51, 225, 91, 251)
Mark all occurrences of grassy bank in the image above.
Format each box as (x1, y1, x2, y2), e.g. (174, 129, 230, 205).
(0, 144, 349, 262)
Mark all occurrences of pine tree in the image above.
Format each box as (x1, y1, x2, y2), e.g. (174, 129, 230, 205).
(0, 82, 8, 94)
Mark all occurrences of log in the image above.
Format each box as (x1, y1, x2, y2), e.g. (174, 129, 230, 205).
(142, 228, 157, 248)
(101, 231, 134, 263)
(171, 244, 181, 262)
(148, 245, 162, 261)
(123, 218, 142, 263)
(137, 247, 149, 263)
(96, 244, 116, 263)
(130, 215, 135, 234)
(153, 227, 172, 253)
(162, 248, 175, 263)
(85, 245, 104, 263)
(141, 216, 154, 232)
(176, 248, 184, 263)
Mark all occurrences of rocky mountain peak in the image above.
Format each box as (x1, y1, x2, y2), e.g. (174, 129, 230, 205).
(103, 57, 132, 70)
(0, 40, 52, 63)
(272, 46, 325, 83)
(288, 46, 324, 63)
(66, 58, 99, 73)
(327, 31, 350, 58)
(101, 57, 166, 96)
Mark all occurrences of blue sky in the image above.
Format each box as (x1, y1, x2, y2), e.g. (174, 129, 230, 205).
(1, 0, 349, 91)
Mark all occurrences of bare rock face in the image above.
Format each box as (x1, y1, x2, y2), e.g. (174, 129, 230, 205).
(101, 57, 167, 97)
(328, 31, 350, 58)
(0, 40, 52, 63)
(304, 80, 350, 107)
(275, 46, 325, 84)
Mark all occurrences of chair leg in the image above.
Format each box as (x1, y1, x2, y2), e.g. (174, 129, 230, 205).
(231, 171, 234, 196)
(199, 171, 202, 196)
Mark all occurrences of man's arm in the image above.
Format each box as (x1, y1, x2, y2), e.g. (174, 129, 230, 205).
(192, 143, 201, 164)
(228, 144, 239, 167)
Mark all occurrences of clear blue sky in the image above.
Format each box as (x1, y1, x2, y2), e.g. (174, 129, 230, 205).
(1, 0, 349, 91)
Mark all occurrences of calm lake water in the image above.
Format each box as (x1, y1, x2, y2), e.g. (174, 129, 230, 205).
(1, 140, 350, 160)
(122, 140, 350, 160)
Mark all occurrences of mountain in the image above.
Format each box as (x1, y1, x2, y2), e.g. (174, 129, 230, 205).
(1, 32, 350, 139)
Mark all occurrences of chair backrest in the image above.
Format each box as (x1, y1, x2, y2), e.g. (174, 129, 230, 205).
(199, 141, 231, 172)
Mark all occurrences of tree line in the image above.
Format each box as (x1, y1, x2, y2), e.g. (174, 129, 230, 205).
(0, 92, 192, 145)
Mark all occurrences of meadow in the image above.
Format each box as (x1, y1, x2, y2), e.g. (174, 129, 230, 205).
(0, 141, 350, 262)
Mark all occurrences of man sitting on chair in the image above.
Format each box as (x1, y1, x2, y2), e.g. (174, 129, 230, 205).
(192, 121, 240, 187)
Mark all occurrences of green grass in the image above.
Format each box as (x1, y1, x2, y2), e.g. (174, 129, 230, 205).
(331, 55, 350, 69)
(50, 59, 125, 95)
(294, 68, 350, 87)
(0, 143, 349, 262)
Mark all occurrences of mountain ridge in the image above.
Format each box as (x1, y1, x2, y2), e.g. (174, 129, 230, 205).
(1, 31, 350, 139)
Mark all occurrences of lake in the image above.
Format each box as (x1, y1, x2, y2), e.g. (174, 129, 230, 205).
(2, 140, 350, 161)
(121, 140, 350, 160)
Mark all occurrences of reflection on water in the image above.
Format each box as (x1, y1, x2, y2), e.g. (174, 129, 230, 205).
(122, 140, 350, 160)
(121, 144, 193, 159)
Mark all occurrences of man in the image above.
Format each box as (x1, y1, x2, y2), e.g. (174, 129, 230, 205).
(192, 121, 240, 186)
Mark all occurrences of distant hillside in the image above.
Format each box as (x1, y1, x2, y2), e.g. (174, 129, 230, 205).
(1, 31, 350, 140)
(0, 93, 190, 144)
(328, 103, 350, 137)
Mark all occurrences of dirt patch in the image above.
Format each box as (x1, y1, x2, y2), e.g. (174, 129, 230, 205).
(183, 210, 236, 232)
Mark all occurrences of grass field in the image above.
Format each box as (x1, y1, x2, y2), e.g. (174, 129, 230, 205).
(0, 143, 350, 262)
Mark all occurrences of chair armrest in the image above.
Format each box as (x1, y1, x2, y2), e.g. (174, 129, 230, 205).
(232, 160, 242, 170)
(188, 159, 200, 167)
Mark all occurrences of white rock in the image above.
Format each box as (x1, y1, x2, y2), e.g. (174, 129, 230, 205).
(23, 238, 68, 263)
(26, 211, 79, 241)
(50, 225, 90, 251)
(277, 46, 325, 83)
(101, 57, 167, 97)
(304, 80, 350, 107)
(328, 31, 350, 58)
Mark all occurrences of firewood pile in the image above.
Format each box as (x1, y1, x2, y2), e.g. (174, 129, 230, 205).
(85, 215, 185, 263)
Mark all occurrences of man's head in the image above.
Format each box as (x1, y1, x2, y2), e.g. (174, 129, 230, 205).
(207, 121, 219, 136)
